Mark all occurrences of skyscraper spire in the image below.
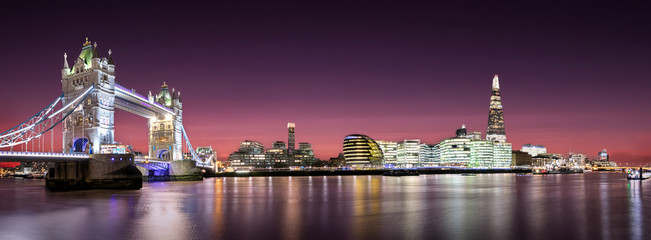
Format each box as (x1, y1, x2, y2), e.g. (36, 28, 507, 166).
(492, 74, 500, 89)
(487, 74, 506, 142)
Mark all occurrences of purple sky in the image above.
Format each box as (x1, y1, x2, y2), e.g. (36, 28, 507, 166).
(1, 1, 650, 166)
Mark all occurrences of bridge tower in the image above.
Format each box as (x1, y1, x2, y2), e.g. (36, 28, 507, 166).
(148, 82, 183, 161)
(61, 38, 116, 154)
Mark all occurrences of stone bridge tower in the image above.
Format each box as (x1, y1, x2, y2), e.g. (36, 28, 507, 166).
(148, 82, 183, 161)
(61, 38, 116, 154)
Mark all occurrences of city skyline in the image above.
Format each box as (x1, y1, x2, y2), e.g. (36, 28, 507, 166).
(1, 2, 650, 166)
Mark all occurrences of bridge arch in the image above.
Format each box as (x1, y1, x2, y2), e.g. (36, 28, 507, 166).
(156, 149, 170, 160)
(73, 138, 89, 153)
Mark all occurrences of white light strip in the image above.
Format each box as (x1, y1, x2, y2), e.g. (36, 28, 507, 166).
(115, 87, 175, 115)
(0, 151, 89, 159)
(48, 86, 95, 119)
(0, 97, 62, 138)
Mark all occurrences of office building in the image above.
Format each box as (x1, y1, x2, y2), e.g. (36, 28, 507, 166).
(288, 123, 295, 155)
(377, 140, 398, 166)
(295, 142, 316, 166)
(487, 74, 506, 142)
(396, 139, 420, 167)
(419, 144, 439, 167)
(343, 134, 384, 167)
(228, 140, 267, 168)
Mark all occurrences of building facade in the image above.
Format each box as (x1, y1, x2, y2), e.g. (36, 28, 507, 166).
(521, 144, 547, 157)
(377, 140, 398, 166)
(228, 140, 267, 168)
(288, 123, 295, 155)
(343, 134, 384, 167)
(486, 74, 506, 143)
(148, 82, 183, 161)
(396, 140, 421, 167)
(62, 39, 116, 154)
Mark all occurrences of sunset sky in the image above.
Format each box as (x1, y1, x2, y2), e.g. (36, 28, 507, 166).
(1, 1, 650, 166)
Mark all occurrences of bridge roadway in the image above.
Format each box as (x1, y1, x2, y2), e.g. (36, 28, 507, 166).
(0, 151, 173, 171)
(114, 83, 175, 118)
(0, 151, 88, 162)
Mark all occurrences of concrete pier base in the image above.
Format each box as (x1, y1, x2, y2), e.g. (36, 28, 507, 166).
(169, 160, 203, 181)
(45, 154, 142, 191)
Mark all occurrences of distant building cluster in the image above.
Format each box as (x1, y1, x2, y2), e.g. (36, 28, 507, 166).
(345, 125, 512, 168)
(512, 146, 615, 170)
(228, 123, 316, 168)
(343, 75, 512, 168)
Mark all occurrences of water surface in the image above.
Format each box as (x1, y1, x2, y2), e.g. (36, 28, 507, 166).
(0, 173, 649, 240)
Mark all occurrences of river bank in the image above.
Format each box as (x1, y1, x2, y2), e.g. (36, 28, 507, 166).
(209, 168, 534, 177)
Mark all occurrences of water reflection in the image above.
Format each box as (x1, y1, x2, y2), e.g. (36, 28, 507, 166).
(628, 181, 643, 240)
(0, 173, 649, 240)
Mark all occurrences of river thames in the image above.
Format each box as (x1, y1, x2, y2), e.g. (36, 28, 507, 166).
(0, 172, 648, 240)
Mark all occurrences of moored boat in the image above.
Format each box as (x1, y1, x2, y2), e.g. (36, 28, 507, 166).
(627, 168, 650, 180)
(382, 170, 420, 176)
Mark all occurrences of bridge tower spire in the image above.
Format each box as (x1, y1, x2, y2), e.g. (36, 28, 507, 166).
(61, 38, 116, 154)
(149, 82, 183, 161)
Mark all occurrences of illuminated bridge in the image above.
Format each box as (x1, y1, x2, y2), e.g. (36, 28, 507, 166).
(0, 39, 213, 187)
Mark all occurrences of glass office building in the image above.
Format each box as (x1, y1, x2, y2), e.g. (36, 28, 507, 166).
(343, 134, 384, 167)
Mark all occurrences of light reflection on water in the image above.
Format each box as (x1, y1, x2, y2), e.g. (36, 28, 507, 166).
(0, 173, 649, 240)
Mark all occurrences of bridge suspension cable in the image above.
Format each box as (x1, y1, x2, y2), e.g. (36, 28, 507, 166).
(0, 86, 95, 148)
(181, 124, 213, 168)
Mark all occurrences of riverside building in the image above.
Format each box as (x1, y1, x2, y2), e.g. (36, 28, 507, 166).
(486, 75, 506, 143)
(396, 140, 421, 167)
(228, 140, 267, 168)
(437, 125, 512, 168)
(229, 123, 317, 168)
(343, 134, 383, 167)
(376, 140, 397, 166)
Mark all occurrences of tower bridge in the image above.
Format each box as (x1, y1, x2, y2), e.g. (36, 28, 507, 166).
(0, 38, 213, 189)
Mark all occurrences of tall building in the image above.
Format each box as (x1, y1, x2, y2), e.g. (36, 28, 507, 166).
(287, 123, 295, 155)
(598, 149, 609, 161)
(343, 134, 383, 167)
(62, 39, 116, 154)
(149, 82, 183, 161)
(486, 74, 506, 143)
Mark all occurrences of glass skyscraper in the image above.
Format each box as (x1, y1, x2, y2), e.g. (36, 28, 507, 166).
(487, 74, 506, 143)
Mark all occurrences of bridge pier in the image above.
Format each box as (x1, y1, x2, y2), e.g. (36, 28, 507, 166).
(136, 160, 202, 181)
(45, 154, 142, 191)
(169, 160, 202, 181)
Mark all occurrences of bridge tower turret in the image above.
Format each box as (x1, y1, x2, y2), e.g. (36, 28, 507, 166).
(61, 38, 116, 154)
(149, 82, 183, 161)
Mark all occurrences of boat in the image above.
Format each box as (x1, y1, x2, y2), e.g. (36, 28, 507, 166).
(627, 168, 650, 180)
(382, 170, 420, 176)
(460, 173, 477, 176)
